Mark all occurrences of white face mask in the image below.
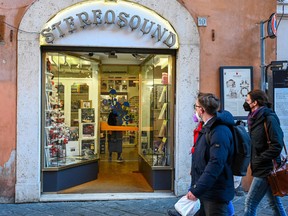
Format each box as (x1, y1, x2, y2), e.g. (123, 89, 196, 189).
(193, 112, 201, 122)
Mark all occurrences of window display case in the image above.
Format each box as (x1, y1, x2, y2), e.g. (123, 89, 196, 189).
(42, 54, 98, 192)
(138, 55, 174, 190)
(43, 57, 98, 169)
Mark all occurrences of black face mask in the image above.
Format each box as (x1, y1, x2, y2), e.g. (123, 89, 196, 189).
(243, 102, 251, 112)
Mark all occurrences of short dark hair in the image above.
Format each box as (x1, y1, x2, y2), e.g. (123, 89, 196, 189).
(248, 89, 272, 108)
(197, 92, 220, 115)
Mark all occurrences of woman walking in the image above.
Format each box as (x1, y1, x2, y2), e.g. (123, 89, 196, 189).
(243, 89, 287, 216)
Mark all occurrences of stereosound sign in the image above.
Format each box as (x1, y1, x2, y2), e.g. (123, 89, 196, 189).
(40, 0, 179, 49)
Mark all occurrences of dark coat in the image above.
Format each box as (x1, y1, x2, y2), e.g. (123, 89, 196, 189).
(189, 110, 235, 202)
(108, 112, 118, 126)
(248, 106, 284, 177)
(107, 111, 123, 153)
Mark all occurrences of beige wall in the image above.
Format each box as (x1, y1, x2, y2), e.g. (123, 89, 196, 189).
(0, 0, 276, 202)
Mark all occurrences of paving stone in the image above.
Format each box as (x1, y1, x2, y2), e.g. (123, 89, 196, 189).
(0, 196, 288, 216)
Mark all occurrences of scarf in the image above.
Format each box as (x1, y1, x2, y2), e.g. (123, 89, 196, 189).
(247, 106, 265, 127)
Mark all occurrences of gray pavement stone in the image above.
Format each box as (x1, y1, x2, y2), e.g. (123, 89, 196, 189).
(0, 196, 287, 215)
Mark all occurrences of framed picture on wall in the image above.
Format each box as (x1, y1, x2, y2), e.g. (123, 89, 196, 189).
(81, 108, 95, 123)
(80, 100, 92, 108)
(220, 66, 253, 120)
(82, 123, 95, 137)
(122, 85, 127, 91)
(81, 139, 95, 156)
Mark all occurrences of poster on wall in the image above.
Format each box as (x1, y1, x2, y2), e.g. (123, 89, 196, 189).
(273, 70, 288, 146)
(220, 66, 253, 119)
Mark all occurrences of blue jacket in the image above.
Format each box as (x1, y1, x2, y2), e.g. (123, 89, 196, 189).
(189, 110, 235, 202)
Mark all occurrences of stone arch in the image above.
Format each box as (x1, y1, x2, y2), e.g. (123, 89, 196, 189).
(16, 0, 199, 202)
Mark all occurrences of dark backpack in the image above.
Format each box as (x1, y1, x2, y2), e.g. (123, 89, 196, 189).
(205, 124, 251, 176)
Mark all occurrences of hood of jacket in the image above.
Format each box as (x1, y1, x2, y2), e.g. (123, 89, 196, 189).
(206, 110, 235, 130)
(249, 106, 280, 128)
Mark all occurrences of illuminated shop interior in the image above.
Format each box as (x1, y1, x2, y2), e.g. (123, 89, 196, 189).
(42, 50, 175, 192)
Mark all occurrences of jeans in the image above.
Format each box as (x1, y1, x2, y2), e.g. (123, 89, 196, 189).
(228, 201, 235, 216)
(244, 177, 287, 216)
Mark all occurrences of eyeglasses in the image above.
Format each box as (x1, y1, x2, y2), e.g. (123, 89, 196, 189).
(193, 104, 201, 109)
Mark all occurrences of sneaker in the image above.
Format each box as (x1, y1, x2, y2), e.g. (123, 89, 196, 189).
(167, 209, 181, 216)
(235, 185, 245, 196)
(116, 157, 124, 163)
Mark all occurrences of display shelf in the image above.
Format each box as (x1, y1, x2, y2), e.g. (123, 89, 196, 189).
(139, 55, 173, 172)
(78, 108, 97, 156)
(70, 84, 89, 126)
(140, 84, 169, 167)
(44, 58, 70, 168)
(138, 154, 172, 190)
(42, 158, 99, 192)
(44, 58, 98, 171)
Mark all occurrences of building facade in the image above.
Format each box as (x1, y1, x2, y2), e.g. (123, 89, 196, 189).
(0, 0, 276, 203)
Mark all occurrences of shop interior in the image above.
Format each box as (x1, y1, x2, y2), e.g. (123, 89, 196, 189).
(42, 49, 174, 193)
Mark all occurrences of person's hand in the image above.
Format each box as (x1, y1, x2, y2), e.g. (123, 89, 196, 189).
(186, 191, 197, 201)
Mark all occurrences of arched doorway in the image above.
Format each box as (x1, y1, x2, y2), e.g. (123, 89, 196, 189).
(16, 0, 199, 202)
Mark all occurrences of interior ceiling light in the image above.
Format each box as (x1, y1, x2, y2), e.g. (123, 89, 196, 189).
(63, 56, 69, 66)
(108, 51, 118, 59)
(132, 53, 146, 61)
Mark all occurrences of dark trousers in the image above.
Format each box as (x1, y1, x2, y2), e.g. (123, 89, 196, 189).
(196, 199, 228, 216)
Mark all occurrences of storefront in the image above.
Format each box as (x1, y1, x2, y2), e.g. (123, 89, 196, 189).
(16, 0, 200, 202)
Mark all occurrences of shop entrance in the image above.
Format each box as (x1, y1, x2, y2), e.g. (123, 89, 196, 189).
(42, 49, 175, 193)
(17, 0, 198, 202)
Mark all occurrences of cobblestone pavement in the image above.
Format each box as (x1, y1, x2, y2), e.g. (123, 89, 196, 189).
(0, 195, 287, 215)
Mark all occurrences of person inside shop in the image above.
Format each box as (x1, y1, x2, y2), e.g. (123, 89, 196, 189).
(242, 89, 287, 216)
(107, 109, 124, 162)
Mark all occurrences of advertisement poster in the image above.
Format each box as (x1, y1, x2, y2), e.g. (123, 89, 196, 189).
(220, 67, 253, 119)
(274, 88, 288, 145)
(273, 70, 288, 147)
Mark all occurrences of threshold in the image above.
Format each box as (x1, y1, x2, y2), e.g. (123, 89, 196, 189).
(40, 192, 176, 202)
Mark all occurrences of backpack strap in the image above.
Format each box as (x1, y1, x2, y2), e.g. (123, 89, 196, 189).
(204, 123, 221, 145)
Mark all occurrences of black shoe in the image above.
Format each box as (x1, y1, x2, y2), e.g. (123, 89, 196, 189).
(235, 185, 245, 196)
(167, 209, 181, 216)
(116, 157, 124, 163)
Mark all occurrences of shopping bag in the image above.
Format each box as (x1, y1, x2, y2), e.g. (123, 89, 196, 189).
(267, 159, 288, 197)
(174, 195, 200, 216)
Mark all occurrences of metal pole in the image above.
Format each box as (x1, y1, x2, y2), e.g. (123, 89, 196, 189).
(260, 21, 266, 91)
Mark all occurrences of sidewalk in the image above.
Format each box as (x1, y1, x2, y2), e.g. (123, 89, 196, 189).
(0, 195, 287, 215)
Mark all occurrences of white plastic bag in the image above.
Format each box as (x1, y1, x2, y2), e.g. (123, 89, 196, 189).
(174, 195, 200, 216)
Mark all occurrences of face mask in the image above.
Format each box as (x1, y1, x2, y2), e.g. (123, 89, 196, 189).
(243, 102, 251, 112)
(193, 112, 201, 122)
